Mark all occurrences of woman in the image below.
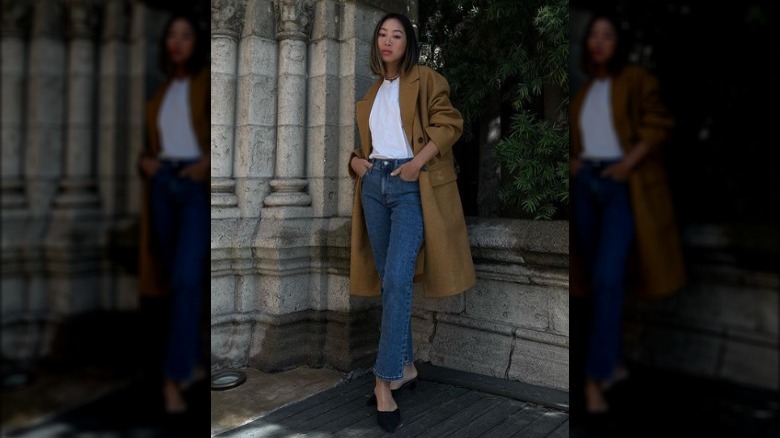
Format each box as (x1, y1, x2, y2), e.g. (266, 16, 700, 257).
(569, 13, 686, 415)
(138, 12, 209, 414)
(348, 12, 476, 433)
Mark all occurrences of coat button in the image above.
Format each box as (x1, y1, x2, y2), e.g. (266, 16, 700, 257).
(417, 137, 424, 143)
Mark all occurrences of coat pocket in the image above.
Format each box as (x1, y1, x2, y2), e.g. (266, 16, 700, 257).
(427, 160, 457, 187)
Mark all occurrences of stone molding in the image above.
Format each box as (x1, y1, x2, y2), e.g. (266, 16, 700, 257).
(273, 0, 314, 41)
(212, 0, 244, 39)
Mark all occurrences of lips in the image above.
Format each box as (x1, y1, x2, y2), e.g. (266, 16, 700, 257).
(381, 50, 392, 56)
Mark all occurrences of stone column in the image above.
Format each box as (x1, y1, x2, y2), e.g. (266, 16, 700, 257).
(262, 0, 314, 216)
(1, 0, 30, 210)
(44, 0, 104, 315)
(25, 0, 66, 216)
(211, 0, 243, 211)
(53, 0, 100, 209)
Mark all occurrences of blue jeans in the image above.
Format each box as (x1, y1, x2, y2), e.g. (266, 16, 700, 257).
(361, 158, 424, 381)
(150, 159, 209, 381)
(572, 159, 635, 381)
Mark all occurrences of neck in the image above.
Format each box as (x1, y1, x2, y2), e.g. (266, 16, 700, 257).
(384, 63, 400, 80)
(594, 64, 609, 79)
(173, 63, 188, 79)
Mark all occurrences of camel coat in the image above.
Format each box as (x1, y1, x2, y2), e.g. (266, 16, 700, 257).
(137, 67, 210, 297)
(348, 65, 477, 298)
(570, 65, 686, 297)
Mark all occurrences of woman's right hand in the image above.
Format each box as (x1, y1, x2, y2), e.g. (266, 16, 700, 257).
(351, 156, 373, 177)
(141, 156, 161, 178)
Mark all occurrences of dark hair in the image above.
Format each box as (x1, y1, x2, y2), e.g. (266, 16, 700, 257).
(158, 12, 208, 78)
(580, 12, 630, 76)
(370, 13, 419, 77)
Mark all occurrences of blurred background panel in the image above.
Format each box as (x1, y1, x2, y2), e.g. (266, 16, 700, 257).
(570, 0, 779, 436)
(1, 0, 208, 435)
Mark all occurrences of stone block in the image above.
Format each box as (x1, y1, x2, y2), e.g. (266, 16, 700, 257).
(236, 74, 276, 126)
(211, 74, 238, 125)
(508, 337, 569, 391)
(429, 320, 513, 379)
(307, 76, 341, 128)
(211, 124, 235, 178)
(307, 177, 340, 218)
(211, 318, 252, 369)
(236, 274, 261, 313)
(29, 39, 65, 75)
(338, 176, 357, 218)
(464, 281, 549, 331)
(411, 311, 436, 362)
(211, 274, 237, 317)
(413, 283, 465, 314)
(243, 0, 276, 39)
(720, 340, 779, 390)
(234, 125, 276, 178)
(235, 177, 271, 219)
(309, 38, 340, 78)
(248, 316, 324, 371)
(311, 0, 340, 41)
(237, 36, 277, 76)
(277, 40, 307, 75)
(548, 287, 569, 336)
(211, 37, 238, 74)
(306, 124, 342, 177)
(636, 326, 721, 378)
(1, 277, 25, 316)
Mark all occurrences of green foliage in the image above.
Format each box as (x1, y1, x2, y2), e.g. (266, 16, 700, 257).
(419, 0, 569, 219)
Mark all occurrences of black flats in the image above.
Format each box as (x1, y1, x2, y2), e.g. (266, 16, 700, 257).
(366, 378, 418, 406)
(376, 408, 401, 433)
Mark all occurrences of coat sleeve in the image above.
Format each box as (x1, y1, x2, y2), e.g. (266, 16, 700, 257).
(635, 69, 674, 155)
(423, 69, 463, 157)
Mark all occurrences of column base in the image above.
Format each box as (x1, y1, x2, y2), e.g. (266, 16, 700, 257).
(263, 178, 312, 207)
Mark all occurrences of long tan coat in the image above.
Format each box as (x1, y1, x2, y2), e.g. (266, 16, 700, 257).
(570, 65, 686, 297)
(348, 65, 477, 298)
(138, 67, 210, 297)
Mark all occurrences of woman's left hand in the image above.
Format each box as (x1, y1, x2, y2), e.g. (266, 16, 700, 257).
(391, 161, 422, 182)
(180, 157, 210, 182)
(601, 160, 632, 182)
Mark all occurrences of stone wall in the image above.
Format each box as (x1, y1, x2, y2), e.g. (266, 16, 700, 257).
(1, 0, 174, 364)
(624, 224, 779, 391)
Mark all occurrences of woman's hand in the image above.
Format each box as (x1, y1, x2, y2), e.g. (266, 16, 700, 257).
(601, 160, 633, 182)
(140, 156, 161, 178)
(180, 156, 210, 181)
(391, 161, 422, 182)
(351, 156, 373, 177)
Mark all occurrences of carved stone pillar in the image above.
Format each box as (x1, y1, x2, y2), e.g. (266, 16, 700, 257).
(45, 0, 104, 316)
(53, 0, 100, 209)
(262, 0, 314, 216)
(26, 0, 66, 216)
(1, 0, 30, 210)
(211, 0, 243, 211)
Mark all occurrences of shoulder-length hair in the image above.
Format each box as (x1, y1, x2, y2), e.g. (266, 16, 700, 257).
(580, 12, 630, 77)
(369, 13, 419, 77)
(157, 12, 208, 78)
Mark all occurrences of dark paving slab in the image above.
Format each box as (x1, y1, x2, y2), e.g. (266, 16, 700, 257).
(2, 373, 210, 438)
(215, 365, 569, 438)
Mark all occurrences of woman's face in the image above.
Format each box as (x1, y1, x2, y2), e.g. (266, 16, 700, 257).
(377, 18, 407, 70)
(586, 18, 617, 67)
(165, 18, 196, 66)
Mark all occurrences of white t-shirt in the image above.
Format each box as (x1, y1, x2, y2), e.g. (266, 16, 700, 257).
(579, 77, 624, 160)
(368, 78, 414, 159)
(157, 78, 202, 160)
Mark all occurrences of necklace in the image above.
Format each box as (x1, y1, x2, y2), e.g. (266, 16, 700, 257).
(384, 73, 400, 82)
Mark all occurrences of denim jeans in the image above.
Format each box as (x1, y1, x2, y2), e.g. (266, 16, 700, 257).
(361, 158, 424, 381)
(150, 159, 209, 381)
(572, 159, 635, 381)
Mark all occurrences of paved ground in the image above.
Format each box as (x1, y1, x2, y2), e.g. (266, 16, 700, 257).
(215, 364, 570, 438)
(4, 360, 777, 438)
